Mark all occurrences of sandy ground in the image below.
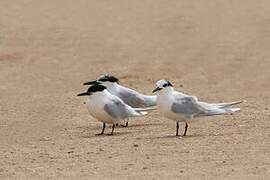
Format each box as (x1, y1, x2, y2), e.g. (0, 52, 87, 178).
(1, 0, 270, 179)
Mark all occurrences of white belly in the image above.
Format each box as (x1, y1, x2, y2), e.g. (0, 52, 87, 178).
(157, 95, 188, 122)
(85, 99, 116, 124)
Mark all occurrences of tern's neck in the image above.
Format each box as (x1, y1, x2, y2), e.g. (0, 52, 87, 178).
(101, 89, 112, 96)
(163, 87, 174, 94)
(157, 87, 174, 96)
(105, 82, 119, 91)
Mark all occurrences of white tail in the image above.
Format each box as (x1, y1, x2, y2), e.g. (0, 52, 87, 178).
(227, 108, 241, 113)
(139, 111, 148, 116)
(212, 100, 246, 108)
(133, 106, 157, 112)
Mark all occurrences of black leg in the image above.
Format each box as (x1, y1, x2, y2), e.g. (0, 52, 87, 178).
(183, 122, 188, 136)
(96, 123, 106, 136)
(108, 124, 115, 136)
(176, 122, 179, 136)
(121, 121, 129, 127)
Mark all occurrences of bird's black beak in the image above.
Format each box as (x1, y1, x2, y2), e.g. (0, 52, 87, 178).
(152, 87, 162, 93)
(83, 80, 101, 85)
(77, 92, 91, 96)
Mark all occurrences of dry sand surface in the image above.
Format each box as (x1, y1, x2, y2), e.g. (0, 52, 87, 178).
(1, 0, 270, 179)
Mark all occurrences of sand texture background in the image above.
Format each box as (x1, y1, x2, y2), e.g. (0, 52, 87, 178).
(0, 0, 270, 179)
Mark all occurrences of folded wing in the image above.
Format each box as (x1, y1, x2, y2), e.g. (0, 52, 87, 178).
(118, 89, 156, 108)
(104, 99, 146, 119)
(171, 96, 240, 118)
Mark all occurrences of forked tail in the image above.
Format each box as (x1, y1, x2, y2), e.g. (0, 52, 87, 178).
(211, 100, 246, 108)
(202, 107, 241, 117)
(133, 106, 157, 112)
(133, 106, 157, 116)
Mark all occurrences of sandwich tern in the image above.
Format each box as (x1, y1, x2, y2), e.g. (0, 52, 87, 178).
(77, 84, 149, 135)
(83, 74, 157, 108)
(152, 80, 244, 136)
(83, 74, 157, 127)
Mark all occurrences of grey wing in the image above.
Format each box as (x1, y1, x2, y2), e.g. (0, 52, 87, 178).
(118, 90, 148, 108)
(171, 97, 206, 117)
(104, 99, 130, 119)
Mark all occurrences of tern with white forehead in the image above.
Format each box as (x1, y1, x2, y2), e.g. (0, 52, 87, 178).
(83, 74, 157, 127)
(153, 80, 244, 136)
(77, 84, 149, 135)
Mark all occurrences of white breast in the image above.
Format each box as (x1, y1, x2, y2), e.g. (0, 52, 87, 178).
(157, 93, 187, 122)
(85, 96, 114, 124)
(157, 94, 174, 117)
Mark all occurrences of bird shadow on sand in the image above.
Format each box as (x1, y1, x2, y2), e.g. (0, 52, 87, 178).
(153, 132, 240, 139)
(121, 123, 163, 128)
(77, 122, 161, 130)
(80, 131, 132, 139)
(77, 123, 162, 139)
(152, 134, 203, 140)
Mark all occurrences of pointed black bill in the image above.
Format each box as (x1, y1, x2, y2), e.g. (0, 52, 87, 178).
(152, 87, 162, 93)
(77, 92, 91, 96)
(83, 80, 101, 85)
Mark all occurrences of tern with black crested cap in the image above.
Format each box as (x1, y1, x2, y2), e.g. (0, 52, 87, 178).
(77, 84, 150, 135)
(153, 80, 244, 136)
(84, 74, 157, 127)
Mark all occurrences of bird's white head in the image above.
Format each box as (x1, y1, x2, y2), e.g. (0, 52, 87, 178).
(152, 79, 174, 94)
(83, 74, 119, 89)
